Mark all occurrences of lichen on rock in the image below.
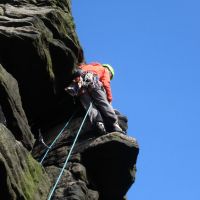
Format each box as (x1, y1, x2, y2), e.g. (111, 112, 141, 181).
(0, 124, 50, 200)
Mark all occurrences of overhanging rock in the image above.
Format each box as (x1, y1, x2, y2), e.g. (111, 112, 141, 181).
(81, 133, 139, 200)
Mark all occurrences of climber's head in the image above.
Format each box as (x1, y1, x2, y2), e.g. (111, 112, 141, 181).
(102, 64, 115, 80)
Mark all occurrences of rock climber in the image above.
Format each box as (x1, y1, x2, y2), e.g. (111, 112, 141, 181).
(65, 62, 123, 134)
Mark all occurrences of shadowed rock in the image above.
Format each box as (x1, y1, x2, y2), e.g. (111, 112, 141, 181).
(0, 1, 83, 128)
(0, 64, 34, 149)
(0, 104, 6, 125)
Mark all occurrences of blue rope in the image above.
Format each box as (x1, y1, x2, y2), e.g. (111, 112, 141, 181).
(40, 111, 77, 164)
(47, 102, 92, 200)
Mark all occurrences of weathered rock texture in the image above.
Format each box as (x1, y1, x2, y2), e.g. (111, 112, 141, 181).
(0, 0, 83, 128)
(0, 124, 50, 200)
(0, 0, 139, 200)
(0, 64, 34, 150)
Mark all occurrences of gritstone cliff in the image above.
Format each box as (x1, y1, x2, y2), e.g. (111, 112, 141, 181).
(0, 1, 139, 200)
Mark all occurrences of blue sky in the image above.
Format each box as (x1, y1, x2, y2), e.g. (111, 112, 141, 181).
(72, 1, 200, 199)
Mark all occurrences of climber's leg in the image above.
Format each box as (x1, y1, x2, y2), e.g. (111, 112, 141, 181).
(90, 89, 123, 133)
(80, 92, 106, 134)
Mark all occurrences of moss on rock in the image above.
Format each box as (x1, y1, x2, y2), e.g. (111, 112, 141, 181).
(20, 154, 50, 200)
(0, 124, 50, 200)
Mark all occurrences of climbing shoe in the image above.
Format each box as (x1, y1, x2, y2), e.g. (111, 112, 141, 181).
(95, 122, 106, 135)
(110, 122, 124, 134)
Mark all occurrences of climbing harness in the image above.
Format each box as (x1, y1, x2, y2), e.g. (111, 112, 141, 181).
(47, 102, 92, 200)
(65, 71, 101, 97)
(40, 111, 77, 164)
(82, 71, 100, 88)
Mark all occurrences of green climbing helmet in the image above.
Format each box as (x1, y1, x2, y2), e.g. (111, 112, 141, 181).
(102, 64, 115, 80)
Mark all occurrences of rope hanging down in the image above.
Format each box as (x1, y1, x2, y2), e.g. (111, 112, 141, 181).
(47, 102, 92, 200)
(40, 111, 77, 164)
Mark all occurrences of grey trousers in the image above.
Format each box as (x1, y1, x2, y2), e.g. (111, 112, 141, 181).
(91, 89, 117, 125)
(80, 92, 103, 125)
(80, 88, 117, 126)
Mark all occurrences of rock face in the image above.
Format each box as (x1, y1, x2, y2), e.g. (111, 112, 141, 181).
(0, 124, 50, 200)
(0, 1, 139, 200)
(32, 115, 138, 200)
(0, 0, 83, 128)
(0, 64, 34, 150)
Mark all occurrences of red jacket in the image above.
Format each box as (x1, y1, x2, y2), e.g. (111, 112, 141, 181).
(80, 62, 112, 102)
